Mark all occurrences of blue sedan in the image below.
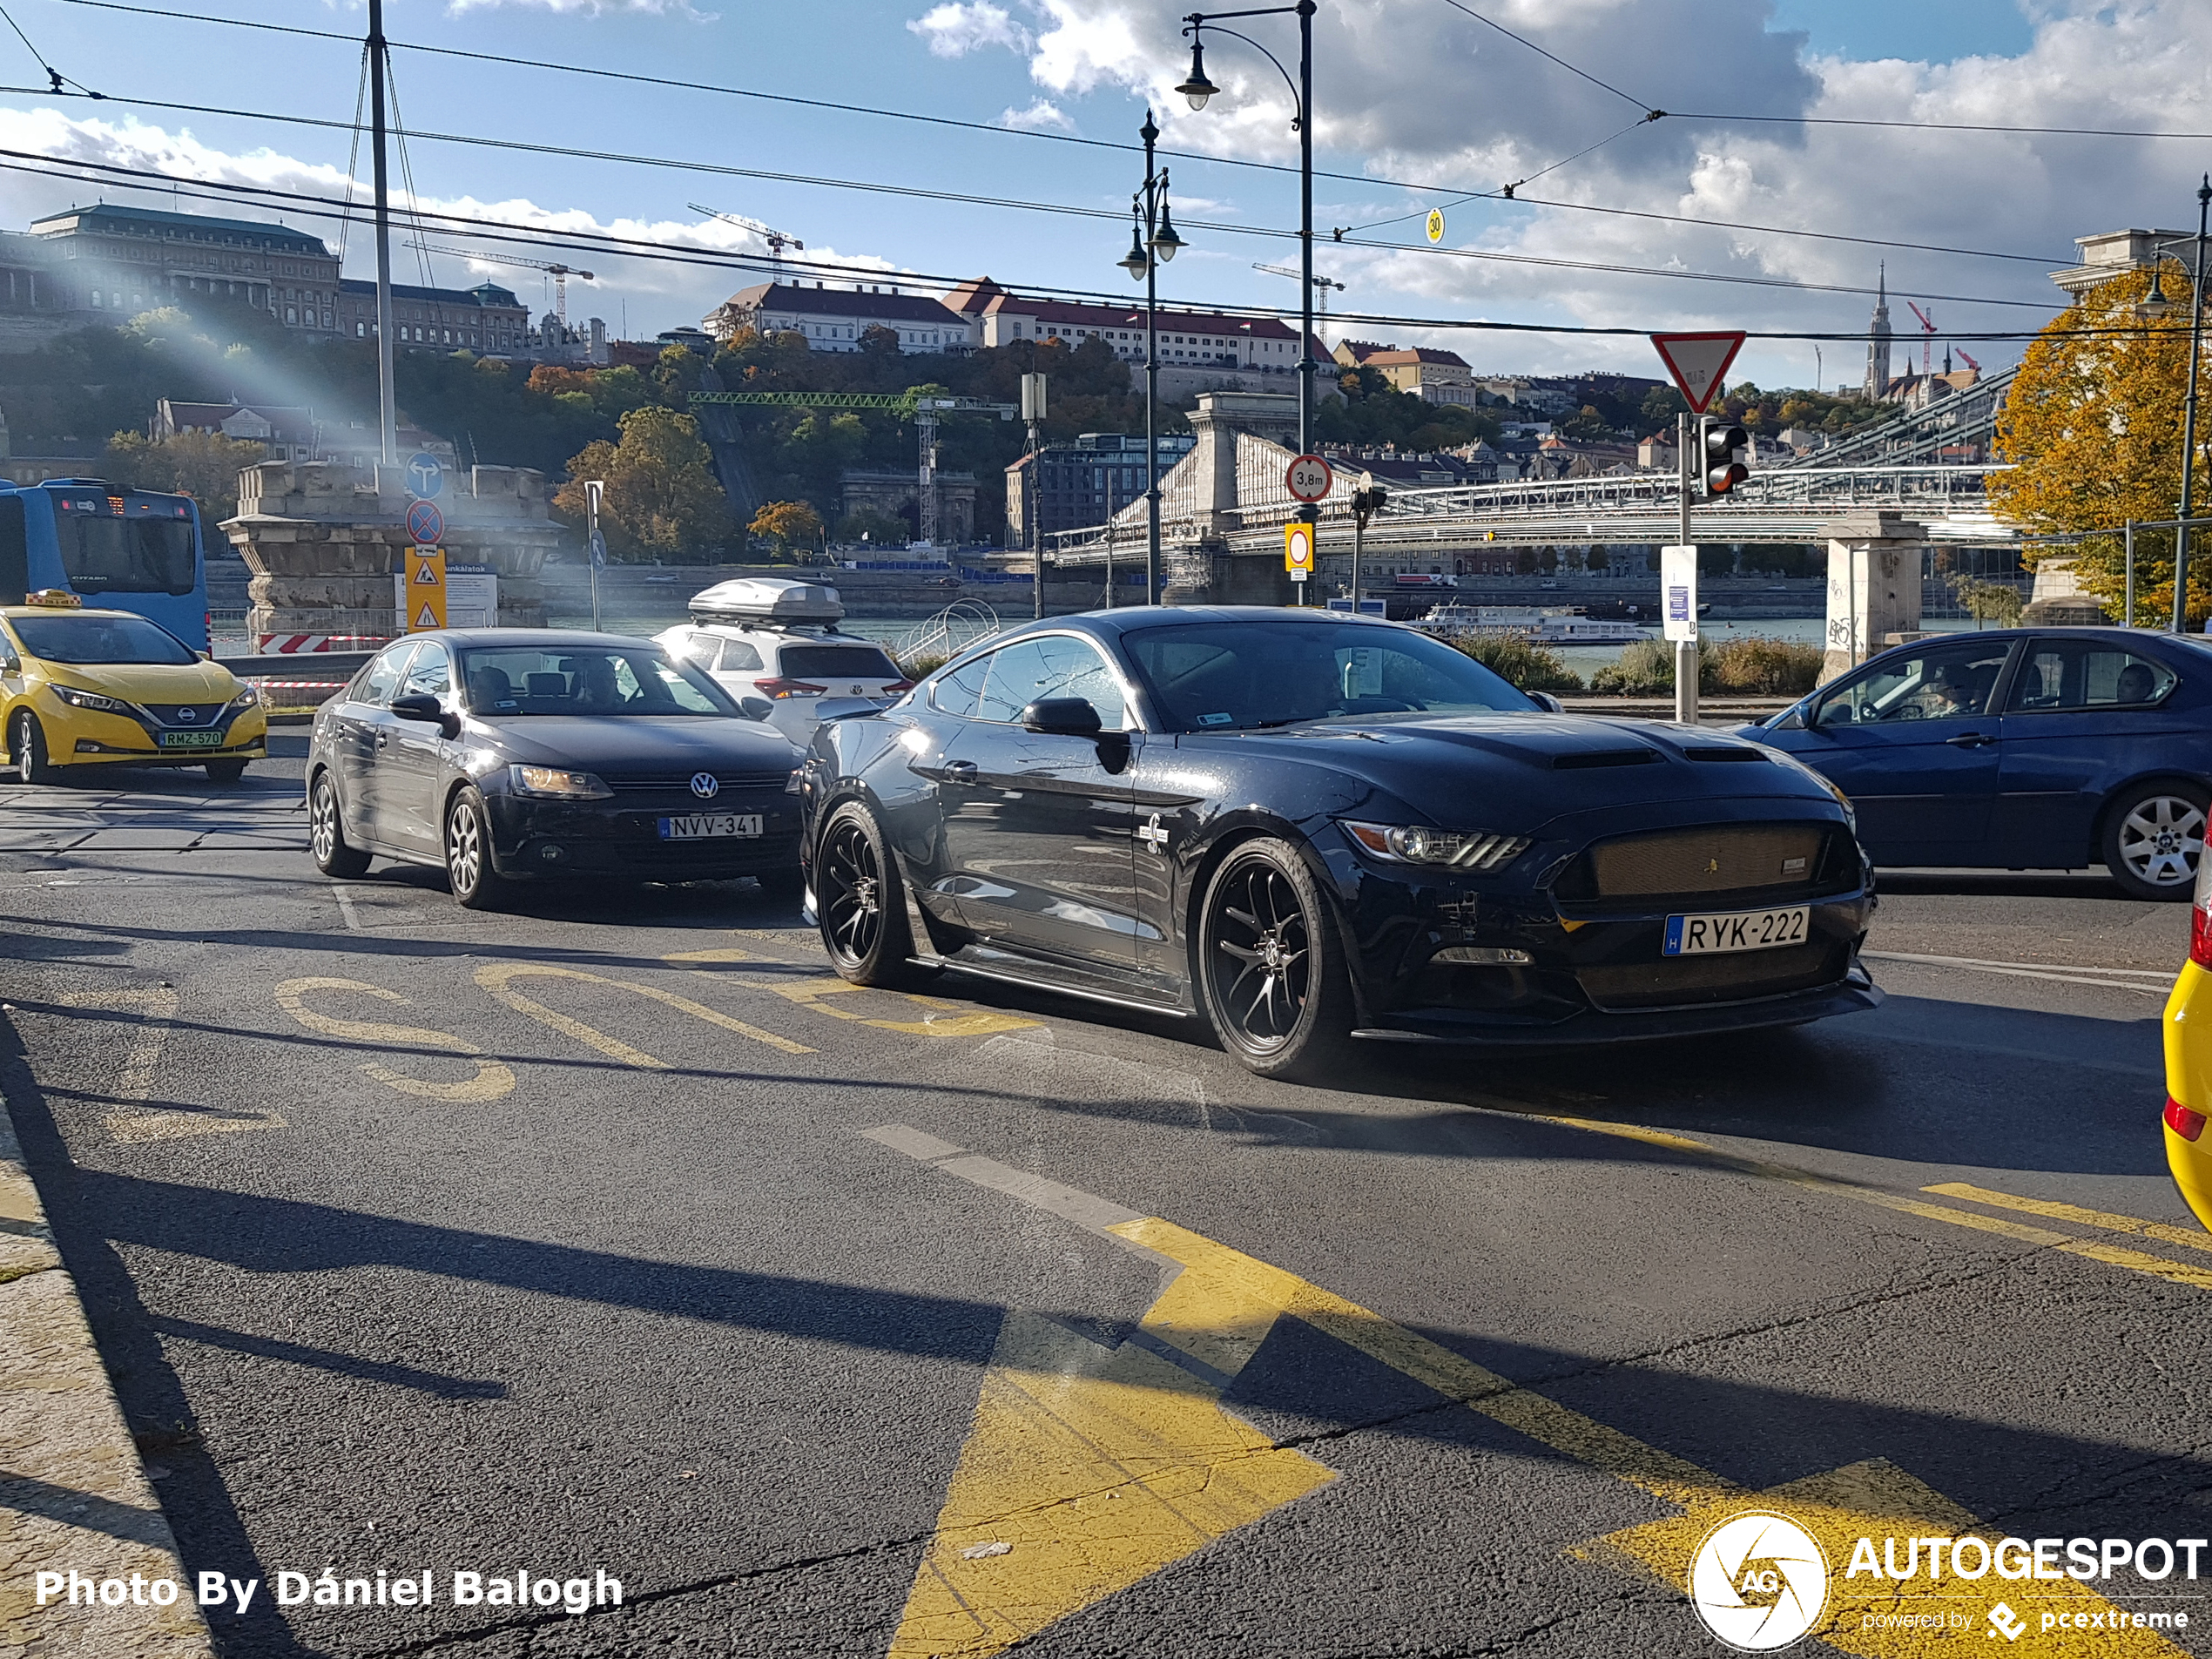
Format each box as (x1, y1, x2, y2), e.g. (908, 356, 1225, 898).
(1744, 626, 2212, 900)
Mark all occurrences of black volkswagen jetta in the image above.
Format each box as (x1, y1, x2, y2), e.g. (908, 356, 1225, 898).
(799, 606, 1879, 1082)
(307, 630, 806, 908)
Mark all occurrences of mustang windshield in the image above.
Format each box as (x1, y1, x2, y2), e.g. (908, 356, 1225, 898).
(1123, 619, 1534, 732)
(458, 646, 739, 717)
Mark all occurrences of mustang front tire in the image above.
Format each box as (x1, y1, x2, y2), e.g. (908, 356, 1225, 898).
(816, 802, 918, 988)
(1197, 837, 1357, 1083)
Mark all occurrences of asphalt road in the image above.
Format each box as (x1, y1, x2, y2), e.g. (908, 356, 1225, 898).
(3, 739, 2209, 1659)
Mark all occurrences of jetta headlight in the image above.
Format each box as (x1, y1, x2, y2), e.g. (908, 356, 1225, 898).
(51, 685, 131, 713)
(1343, 820, 1531, 872)
(509, 765, 612, 799)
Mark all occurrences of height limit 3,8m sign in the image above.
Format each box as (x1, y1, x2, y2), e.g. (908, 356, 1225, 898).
(1285, 454, 1333, 503)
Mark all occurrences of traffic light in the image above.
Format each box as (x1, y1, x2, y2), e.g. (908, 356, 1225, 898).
(1352, 482, 1390, 522)
(1701, 418, 1750, 497)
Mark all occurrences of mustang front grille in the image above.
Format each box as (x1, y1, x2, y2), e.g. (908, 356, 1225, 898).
(1564, 825, 1834, 902)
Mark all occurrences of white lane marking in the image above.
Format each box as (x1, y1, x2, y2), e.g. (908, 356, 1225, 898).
(861, 1124, 1145, 1238)
(334, 885, 365, 933)
(56, 988, 288, 1142)
(1862, 949, 2173, 994)
(972, 1029, 1211, 1126)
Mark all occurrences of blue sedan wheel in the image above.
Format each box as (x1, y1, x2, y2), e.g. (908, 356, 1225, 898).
(2103, 781, 2209, 902)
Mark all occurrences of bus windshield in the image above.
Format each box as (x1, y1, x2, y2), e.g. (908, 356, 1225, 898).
(61, 515, 197, 597)
(11, 611, 199, 665)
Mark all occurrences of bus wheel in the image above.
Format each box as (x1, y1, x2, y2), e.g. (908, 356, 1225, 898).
(205, 759, 248, 785)
(10, 711, 56, 785)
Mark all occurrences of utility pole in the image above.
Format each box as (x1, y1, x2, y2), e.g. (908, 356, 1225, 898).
(1297, 0, 1314, 463)
(1142, 115, 1163, 606)
(368, 0, 397, 469)
(2178, 174, 2212, 633)
(584, 480, 605, 633)
(1676, 411, 1698, 726)
(1022, 373, 1047, 621)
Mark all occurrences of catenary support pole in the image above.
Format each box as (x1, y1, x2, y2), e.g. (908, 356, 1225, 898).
(368, 0, 397, 469)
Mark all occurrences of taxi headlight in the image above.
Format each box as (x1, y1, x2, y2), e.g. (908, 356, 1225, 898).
(51, 685, 131, 714)
(227, 685, 260, 710)
(509, 765, 612, 799)
(1343, 819, 1531, 873)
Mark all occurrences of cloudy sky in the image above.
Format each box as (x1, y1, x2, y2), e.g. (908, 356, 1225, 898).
(0, 0, 2206, 387)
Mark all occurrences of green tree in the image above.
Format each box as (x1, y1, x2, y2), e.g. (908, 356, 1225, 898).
(102, 429, 270, 524)
(1559, 404, 1613, 442)
(1639, 385, 1686, 431)
(553, 406, 732, 560)
(1989, 262, 2206, 624)
(751, 499, 824, 557)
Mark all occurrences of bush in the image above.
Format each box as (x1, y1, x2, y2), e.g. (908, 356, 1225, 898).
(1447, 631, 1584, 692)
(897, 649, 949, 679)
(1587, 635, 1824, 697)
(1589, 636, 1675, 694)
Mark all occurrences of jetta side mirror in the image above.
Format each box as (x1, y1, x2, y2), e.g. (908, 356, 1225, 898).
(391, 692, 461, 738)
(1020, 697, 1103, 737)
(738, 696, 774, 721)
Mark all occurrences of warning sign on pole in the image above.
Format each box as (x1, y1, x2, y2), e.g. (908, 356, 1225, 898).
(404, 544, 447, 631)
(1285, 521, 1314, 581)
(1649, 332, 1747, 414)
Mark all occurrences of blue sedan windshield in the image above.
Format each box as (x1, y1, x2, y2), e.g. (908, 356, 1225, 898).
(1123, 619, 1534, 732)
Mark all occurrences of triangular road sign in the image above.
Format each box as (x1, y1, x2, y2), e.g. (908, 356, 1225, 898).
(1649, 331, 1747, 413)
(415, 602, 441, 629)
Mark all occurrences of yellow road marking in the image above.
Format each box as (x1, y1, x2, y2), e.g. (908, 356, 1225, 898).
(474, 962, 815, 1060)
(752, 975, 1041, 1039)
(61, 987, 287, 1142)
(1528, 1111, 2212, 1293)
(1925, 1181, 2212, 1255)
(662, 947, 771, 964)
(273, 977, 515, 1103)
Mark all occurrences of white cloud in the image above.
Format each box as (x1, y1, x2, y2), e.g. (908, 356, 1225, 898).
(1008, 0, 2212, 383)
(446, 0, 713, 15)
(995, 98, 1075, 133)
(0, 110, 895, 338)
(907, 2, 1030, 58)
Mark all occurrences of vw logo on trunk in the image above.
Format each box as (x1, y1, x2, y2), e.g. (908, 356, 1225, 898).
(690, 772, 719, 799)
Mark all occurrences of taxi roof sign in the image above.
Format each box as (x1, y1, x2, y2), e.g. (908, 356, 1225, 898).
(26, 589, 80, 607)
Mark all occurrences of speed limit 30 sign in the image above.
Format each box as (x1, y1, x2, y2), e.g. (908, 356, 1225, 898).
(1285, 453, 1333, 502)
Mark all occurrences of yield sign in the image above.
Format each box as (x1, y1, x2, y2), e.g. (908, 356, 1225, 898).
(1649, 331, 1746, 414)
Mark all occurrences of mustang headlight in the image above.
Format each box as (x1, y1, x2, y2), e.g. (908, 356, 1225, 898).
(51, 685, 132, 714)
(509, 765, 612, 799)
(1343, 820, 1531, 873)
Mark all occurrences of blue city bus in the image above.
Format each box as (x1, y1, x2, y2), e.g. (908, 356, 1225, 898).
(0, 478, 210, 652)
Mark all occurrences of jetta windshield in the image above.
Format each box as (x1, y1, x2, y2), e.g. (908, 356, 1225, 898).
(458, 646, 738, 716)
(1123, 619, 1534, 732)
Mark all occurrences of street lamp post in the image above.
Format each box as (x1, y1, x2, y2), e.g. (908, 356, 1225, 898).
(2138, 174, 2212, 634)
(1177, 2, 1318, 460)
(1119, 112, 1182, 604)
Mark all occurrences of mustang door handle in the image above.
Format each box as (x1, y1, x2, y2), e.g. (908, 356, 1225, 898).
(942, 759, 978, 781)
(1944, 732, 1996, 748)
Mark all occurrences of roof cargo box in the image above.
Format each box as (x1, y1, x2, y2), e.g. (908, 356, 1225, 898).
(689, 577, 845, 625)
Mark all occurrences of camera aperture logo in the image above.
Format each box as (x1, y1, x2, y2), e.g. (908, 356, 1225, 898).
(1689, 1511, 1831, 1651)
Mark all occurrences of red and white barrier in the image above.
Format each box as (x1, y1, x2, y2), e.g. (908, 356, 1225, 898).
(254, 634, 392, 653)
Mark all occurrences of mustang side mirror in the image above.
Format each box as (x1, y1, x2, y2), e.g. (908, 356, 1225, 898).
(1020, 697, 1103, 737)
(1527, 691, 1563, 713)
(391, 692, 461, 738)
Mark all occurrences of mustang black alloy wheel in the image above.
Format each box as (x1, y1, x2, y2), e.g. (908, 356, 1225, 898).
(818, 802, 916, 988)
(1197, 838, 1356, 1082)
(308, 771, 371, 878)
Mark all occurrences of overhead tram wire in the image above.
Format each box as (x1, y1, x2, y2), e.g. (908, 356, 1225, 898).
(1429, 0, 1656, 116)
(0, 0, 98, 97)
(53, 0, 2064, 267)
(0, 84, 2071, 314)
(0, 144, 2106, 346)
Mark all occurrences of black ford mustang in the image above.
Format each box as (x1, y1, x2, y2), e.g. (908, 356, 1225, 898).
(799, 607, 1879, 1081)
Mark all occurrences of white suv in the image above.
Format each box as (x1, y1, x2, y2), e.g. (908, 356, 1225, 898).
(655, 622, 913, 745)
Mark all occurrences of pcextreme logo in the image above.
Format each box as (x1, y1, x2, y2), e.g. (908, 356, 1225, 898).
(1689, 1512, 1830, 1651)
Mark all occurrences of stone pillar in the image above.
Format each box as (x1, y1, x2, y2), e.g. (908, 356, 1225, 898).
(1820, 511, 1925, 683)
(1161, 391, 1301, 606)
(2021, 553, 2111, 625)
(225, 462, 563, 646)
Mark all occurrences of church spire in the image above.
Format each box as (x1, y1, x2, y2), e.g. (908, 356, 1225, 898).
(1865, 263, 1894, 401)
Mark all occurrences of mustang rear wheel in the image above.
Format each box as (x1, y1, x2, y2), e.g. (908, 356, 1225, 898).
(817, 802, 916, 987)
(2103, 781, 2208, 901)
(1197, 838, 1356, 1083)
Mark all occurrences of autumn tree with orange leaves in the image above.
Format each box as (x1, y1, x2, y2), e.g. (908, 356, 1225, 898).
(1991, 261, 2212, 626)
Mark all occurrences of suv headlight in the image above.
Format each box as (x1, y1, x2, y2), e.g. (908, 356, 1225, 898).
(51, 685, 131, 714)
(1343, 820, 1531, 873)
(509, 765, 612, 799)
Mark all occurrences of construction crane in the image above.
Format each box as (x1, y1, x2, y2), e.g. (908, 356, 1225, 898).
(690, 205, 806, 281)
(691, 390, 1015, 547)
(406, 241, 594, 329)
(1253, 262, 1345, 346)
(1905, 300, 1939, 376)
(1955, 347, 1981, 373)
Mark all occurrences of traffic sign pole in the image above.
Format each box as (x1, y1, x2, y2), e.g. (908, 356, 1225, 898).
(584, 480, 605, 633)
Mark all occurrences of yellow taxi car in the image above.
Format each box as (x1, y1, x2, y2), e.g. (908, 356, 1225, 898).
(1, 592, 266, 784)
(2163, 845, 2212, 1226)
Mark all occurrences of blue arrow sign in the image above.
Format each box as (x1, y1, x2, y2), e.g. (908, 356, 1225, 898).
(404, 452, 445, 501)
